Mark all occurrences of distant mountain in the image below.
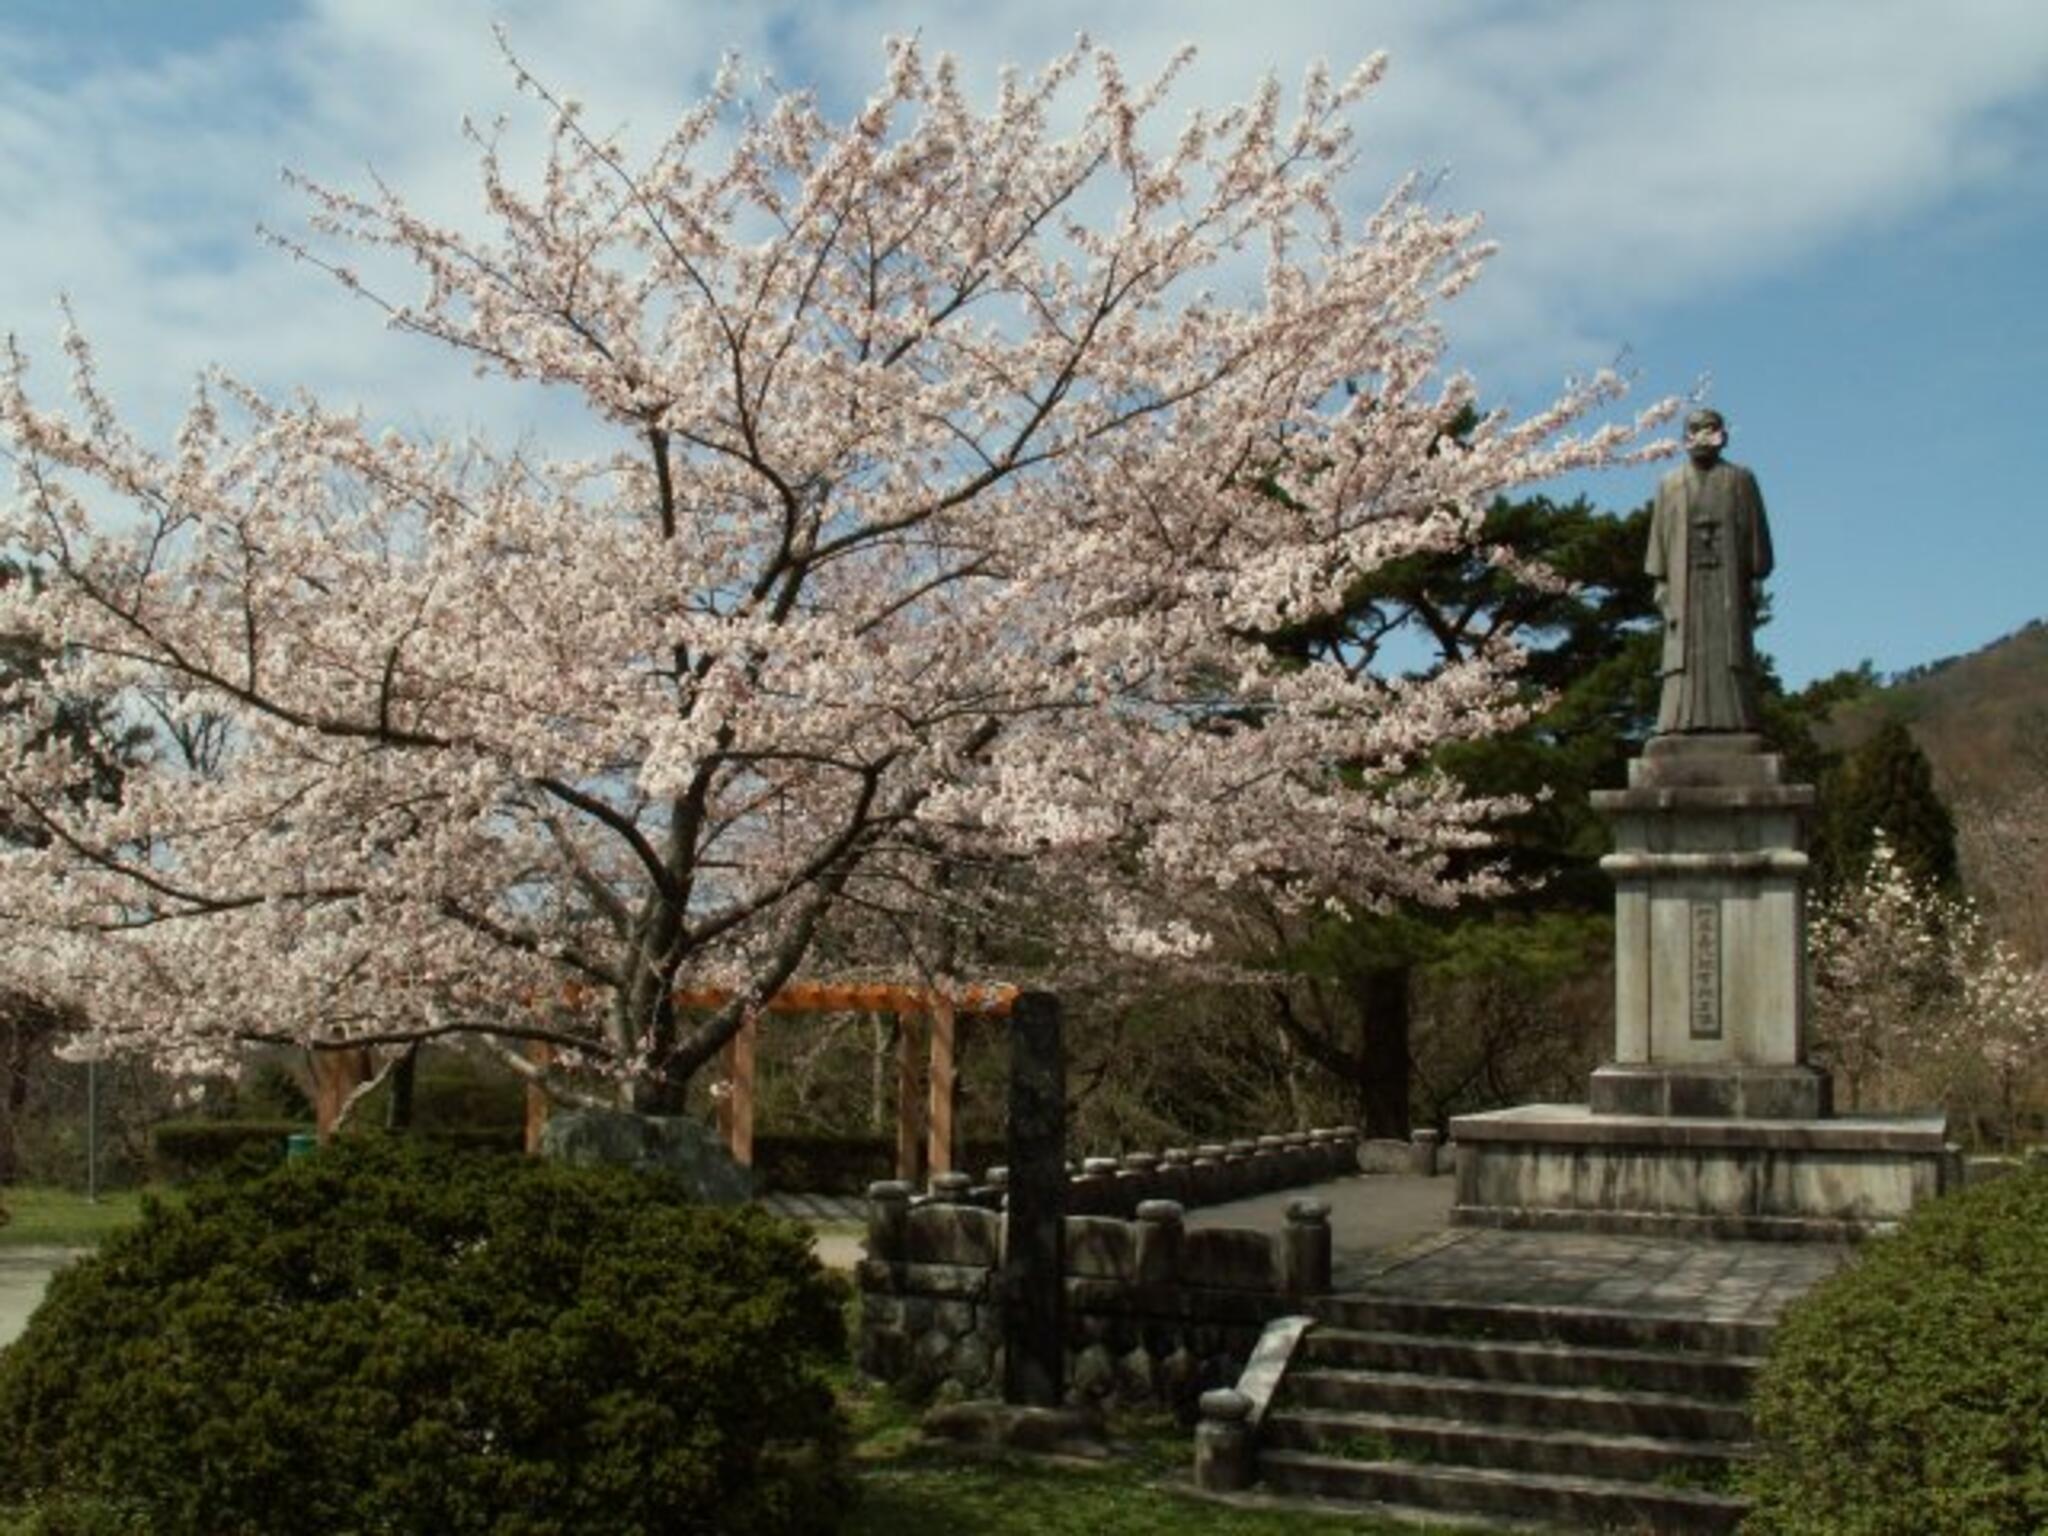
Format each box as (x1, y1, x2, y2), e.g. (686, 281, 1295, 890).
(1821, 618, 2048, 805)
(1818, 618, 2048, 961)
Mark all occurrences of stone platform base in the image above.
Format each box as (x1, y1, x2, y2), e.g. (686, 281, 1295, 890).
(1449, 1104, 1955, 1241)
(1589, 1062, 1833, 1120)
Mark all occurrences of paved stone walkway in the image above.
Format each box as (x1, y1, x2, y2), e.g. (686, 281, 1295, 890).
(1351, 1225, 1851, 1320)
(758, 1191, 867, 1225)
(0, 1247, 87, 1351)
(767, 1173, 1855, 1317)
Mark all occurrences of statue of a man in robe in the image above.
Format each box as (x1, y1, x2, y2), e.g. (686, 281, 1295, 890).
(1647, 409, 1774, 734)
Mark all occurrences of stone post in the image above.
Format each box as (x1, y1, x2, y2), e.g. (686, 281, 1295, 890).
(1282, 1197, 1332, 1298)
(1159, 1147, 1193, 1207)
(1307, 1127, 1343, 1179)
(1002, 991, 1066, 1408)
(1192, 1145, 1226, 1207)
(1278, 1131, 1312, 1185)
(1409, 1128, 1443, 1177)
(1224, 1140, 1256, 1200)
(866, 1179, 913, 1264)
(1194, 1389, 1255, 1492)
(1134, 1198, 1185, 1288)
(1117, 1151, 1160, 1213)
(1074, 1155, 1119, 1216)
(929, 1170, 974, 1204)
(1254, 1134, 1287, 1192)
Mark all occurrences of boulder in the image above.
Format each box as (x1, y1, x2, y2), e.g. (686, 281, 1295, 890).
(538, 1109, 753, 1204)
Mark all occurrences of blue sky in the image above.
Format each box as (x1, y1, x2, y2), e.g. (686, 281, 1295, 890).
(2, 1, 2044, 688)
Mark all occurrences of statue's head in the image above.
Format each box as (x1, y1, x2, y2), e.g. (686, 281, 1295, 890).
(1684, 409, 1727, 467)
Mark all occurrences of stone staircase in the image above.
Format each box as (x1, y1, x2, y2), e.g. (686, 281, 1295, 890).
(1256, 1293, 1766, 1534)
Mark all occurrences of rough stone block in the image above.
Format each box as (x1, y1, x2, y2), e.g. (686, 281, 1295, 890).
(1064, 1215, 1140, 1281)
(858, 1325, 914, 1381)
(1356, 1137, 1412, 1175)
(906, 1204, 1001, 1268)
(538, 1109, 751, 1204)
(1182, 1226, 1277, 1292)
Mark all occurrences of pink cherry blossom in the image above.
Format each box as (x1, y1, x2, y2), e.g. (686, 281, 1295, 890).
(0, 37, 1672, 1106)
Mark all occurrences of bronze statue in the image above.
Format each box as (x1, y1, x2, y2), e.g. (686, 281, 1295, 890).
(1647, 409, 1773, 733)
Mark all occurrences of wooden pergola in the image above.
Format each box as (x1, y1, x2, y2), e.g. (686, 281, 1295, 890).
(310, 982, 1018, 1185)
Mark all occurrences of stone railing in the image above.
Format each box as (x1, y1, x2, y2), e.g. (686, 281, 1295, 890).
(857, 1181, 1335, 1412)
(912, 1125, 1364, 1218)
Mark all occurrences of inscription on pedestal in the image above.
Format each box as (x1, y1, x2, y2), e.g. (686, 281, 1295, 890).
(1690, 902, 1721, 1039)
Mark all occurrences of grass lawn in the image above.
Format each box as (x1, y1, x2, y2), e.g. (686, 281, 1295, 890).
(0, 1185, 170, 1249)
(838, 1377, 1490, 1536)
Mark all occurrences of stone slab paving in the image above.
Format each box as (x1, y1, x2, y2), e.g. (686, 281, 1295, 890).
(768, 1172, 1856, 1311)
(757, 1191, 867, 1225)
(1349, 1225, 1852, 1320)
(1192, 1171, 1459, 1274)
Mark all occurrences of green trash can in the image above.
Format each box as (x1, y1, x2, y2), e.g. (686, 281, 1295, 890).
(285, 1132, 318, 1162)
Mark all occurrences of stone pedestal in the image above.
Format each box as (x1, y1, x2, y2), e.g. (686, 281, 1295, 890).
(1591, 733, 1825, 1115)
(1451, 1104, 1955, 1240)
(1451, 734, 1953, 1240)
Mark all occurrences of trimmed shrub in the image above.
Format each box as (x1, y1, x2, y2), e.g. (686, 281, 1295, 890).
(1745, 1166, 2048, 1535)
(148, 1118, 303, 1181)
(0, 1138, 850, 1536)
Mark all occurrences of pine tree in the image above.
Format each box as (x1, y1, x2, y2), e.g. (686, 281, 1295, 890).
(1820, 716, 1960, 893)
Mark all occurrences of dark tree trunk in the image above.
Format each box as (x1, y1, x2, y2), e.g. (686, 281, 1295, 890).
(384, 1044, 419, 1132)
(1353, 964, 1413, 1139)
(0, 1020, 26, 1185)
(1002, 992, 1066, 1408)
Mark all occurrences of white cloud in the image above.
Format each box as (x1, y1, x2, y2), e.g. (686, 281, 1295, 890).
(0, 0, 2043, 444)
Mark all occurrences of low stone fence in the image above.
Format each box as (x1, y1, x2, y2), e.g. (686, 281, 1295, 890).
(857, 1182, 1336, 1413)
(911, 1125, 1364, 1218)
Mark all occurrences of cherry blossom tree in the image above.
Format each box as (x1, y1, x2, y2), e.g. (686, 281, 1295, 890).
(1808, 835, 1960, 1109)
(0, 37, 1668, 1110)
(1812, 832, 2048, 1137)
(1951, 933, 2048, 1149)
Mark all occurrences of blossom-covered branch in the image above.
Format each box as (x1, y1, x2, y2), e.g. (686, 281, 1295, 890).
(0, 36, 1671, 1104)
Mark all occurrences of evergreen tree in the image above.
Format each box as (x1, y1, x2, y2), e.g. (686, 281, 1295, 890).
(1819, 716, 1960, 893)
(1255, 488, 1843, 1132)
(1253, 491, 1664, 1133)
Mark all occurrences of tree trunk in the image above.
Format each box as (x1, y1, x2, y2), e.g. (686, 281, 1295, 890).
(1353, 964, 1413, 1139)
(384, 1044, 419, 1133)
(0, 1019, 27, 1185)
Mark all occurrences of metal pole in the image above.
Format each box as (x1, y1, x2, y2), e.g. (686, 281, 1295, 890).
(86, 1054, 99, 1205)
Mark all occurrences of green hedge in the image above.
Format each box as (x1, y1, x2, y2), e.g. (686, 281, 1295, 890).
(1744, 1167, 2048, 1535)
(0, 1137, 850, 1536)
(149, 1119, 304, 1181)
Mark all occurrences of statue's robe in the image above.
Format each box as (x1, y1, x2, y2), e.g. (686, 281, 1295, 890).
(1647, 458, 1773, 733)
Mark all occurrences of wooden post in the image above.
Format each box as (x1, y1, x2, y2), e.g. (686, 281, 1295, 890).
(311, 1044, 372, 1141)
(523, 1040, 555, 1155)
(1002, 991, 1066, 1406)
(894, 1008, 925, 1185)
(927, 991, 958, 1178)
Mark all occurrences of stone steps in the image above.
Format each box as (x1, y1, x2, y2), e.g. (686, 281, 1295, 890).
(1258, 1450, 1747, 1535)
(1313, 1294, 1774, 1357)
(1282, 1367, 1751, 1442)
(1245, 1293, 1769, 1532)
(1297, 1326, 1761, 1399)
(1263, 1406, 1750, 1486)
